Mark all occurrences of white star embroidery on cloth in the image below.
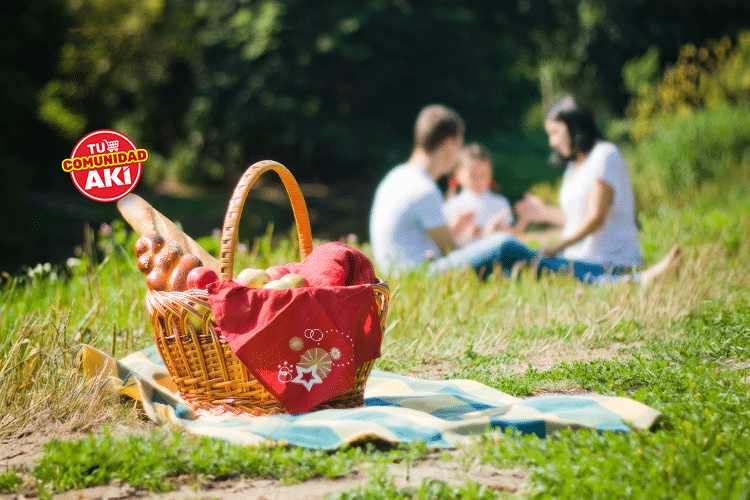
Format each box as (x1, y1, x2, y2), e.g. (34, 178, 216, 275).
(290, 364, 323, 391)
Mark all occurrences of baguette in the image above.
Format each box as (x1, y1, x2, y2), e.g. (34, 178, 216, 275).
(117, 193, 220, 274)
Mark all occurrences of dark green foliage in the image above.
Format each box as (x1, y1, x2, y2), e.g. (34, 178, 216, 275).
(27, 0, 750, 191)
(7, 0, 750, 272)
(629, 103, 750, 199)
(0, 0, 72, 273)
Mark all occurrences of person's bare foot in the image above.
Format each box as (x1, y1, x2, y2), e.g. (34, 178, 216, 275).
(640, 244, 683, 287)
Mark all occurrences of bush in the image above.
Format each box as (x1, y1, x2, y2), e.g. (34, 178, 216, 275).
(628, 102, 750, 208)
(622, 31, 750, 208)
(625, 31, 750, 142)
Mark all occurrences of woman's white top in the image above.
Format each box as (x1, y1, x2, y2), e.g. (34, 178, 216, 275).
(559, 141, 642, 267)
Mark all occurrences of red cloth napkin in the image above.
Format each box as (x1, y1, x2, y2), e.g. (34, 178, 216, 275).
(206, 243, 383, 414)
(298, 242, 379, 287)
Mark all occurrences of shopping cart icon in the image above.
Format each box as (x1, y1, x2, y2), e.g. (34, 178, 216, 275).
(106, 140, 119, 152)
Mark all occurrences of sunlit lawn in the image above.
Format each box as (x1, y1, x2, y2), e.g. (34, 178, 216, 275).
(1, 179, 749, 498)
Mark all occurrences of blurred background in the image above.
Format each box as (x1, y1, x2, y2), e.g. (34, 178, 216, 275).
(2, 0, 750, 274)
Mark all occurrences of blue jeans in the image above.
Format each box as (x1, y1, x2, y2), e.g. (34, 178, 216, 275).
(428, 232, 639, 285)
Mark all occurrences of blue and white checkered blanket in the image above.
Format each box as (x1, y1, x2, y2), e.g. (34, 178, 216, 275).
(73, 344, 661, 449)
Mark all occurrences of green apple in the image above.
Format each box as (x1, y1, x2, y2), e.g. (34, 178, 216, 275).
(186, 304, 211, 335)
(263, 279, 294, 290)
(236, 268, 271, 288)
(280, 273, 308, 288)
(186, 313, 203, 335)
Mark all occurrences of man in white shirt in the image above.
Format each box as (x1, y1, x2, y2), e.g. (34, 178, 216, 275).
(369, 104, 471, 274)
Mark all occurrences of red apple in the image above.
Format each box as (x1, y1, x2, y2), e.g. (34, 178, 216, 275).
(186, 266, 219, 290)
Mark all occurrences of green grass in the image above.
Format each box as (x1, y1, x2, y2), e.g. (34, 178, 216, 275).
(28, 430, 413, 497)
(7, 430, 431, 498)
(327, 472, 500, 500)
(467, 297, 750, 499)
(1, 177, 749, 498)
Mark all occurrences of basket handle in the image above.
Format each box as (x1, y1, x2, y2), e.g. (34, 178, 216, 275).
(219, 160, 313, 280)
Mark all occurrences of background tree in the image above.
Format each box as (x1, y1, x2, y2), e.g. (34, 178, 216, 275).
(4, 0, 750, 272)
(0, 1, 69, 274)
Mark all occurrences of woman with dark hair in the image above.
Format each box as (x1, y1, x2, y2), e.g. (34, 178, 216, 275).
(429, 95, 681, 286)
(544, 95, 604, 168)
(518, 94, 643, 266)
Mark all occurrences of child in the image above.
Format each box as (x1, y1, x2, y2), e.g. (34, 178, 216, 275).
(444, 142, 528, 246)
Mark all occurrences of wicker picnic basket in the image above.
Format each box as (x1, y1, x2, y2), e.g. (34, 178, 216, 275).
(145, 160, 390, 416)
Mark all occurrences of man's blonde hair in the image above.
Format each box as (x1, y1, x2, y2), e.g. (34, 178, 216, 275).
(414, 104, 465, 154)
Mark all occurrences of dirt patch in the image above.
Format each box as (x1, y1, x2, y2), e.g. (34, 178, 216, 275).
(401, 341, 642, 383)
(517, 341, 643, 373)
(0, 428, 110, 472)
(386, 455, 527, 493)
(0, 433, 51, 471)
(0, 420, 153, 473)
(719, 358, 750, 384)
(400, 359, 457, 380)
(45, 475, 379, 500)
(4, 448, 527, 500)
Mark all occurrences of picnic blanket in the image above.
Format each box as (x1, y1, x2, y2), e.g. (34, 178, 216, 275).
(72, 344, 661, 449)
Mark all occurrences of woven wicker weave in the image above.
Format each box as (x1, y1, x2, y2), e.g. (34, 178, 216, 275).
(145, 160, 389, 415)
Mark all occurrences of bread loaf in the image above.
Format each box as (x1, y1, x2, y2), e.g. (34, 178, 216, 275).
(136, 252, 153, 273)
(153, 239, 183, 272)
(117, 194, 220, 274)
(168, 254, 202, 292)
(134, 233, 164, 258)
(146, 268, 170, 291)
(135, 234, 203, 292)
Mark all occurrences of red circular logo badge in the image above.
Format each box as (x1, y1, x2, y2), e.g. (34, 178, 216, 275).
(61, 129, 146, 202)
